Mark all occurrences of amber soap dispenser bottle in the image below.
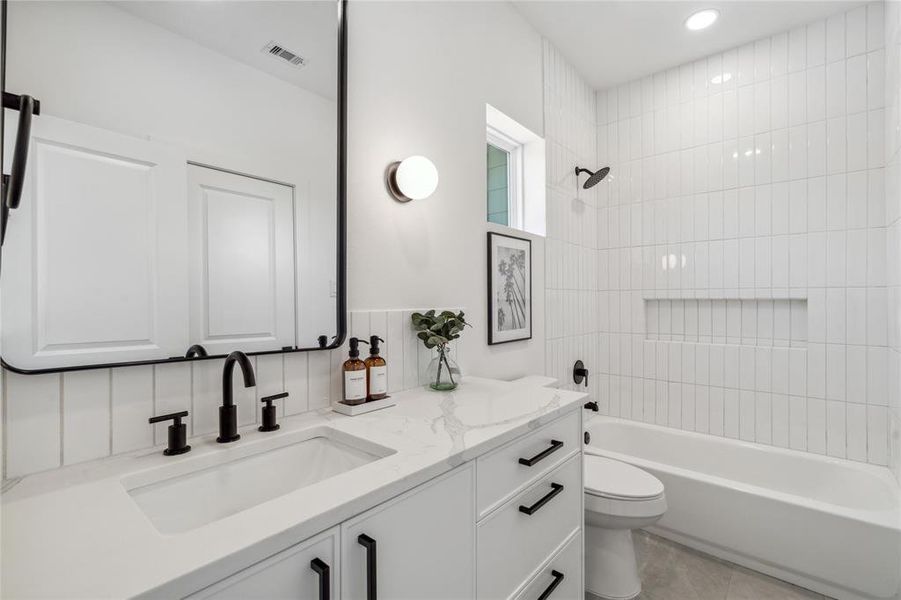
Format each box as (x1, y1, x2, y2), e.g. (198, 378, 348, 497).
(365, 335, 388, 401)
(342, 337, 367, 405)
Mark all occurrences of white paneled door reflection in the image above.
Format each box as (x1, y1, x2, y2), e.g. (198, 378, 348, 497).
(187, 165, 296, 355)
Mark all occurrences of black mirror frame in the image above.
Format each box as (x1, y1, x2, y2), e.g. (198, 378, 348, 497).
(0, 0, 348, 375)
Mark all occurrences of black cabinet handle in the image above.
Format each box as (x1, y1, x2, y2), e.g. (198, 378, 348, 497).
(518, 439, 564, 467)
(519, 483, 564, 516)
(358, 534, 376, 600)
(310, 558, 330, 600)
(536, 570, 565, 600)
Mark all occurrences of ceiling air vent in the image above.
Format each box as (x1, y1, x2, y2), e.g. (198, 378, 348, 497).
(262, 41, 306, 68)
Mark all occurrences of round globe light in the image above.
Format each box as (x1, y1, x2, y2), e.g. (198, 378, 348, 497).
(684, 8, 719, 31)
(388, 155, 439, 202)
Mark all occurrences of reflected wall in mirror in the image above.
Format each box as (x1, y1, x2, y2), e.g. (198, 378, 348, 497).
(1, 0, 344, 371)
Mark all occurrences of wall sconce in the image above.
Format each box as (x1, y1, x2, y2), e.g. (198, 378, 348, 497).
(386, 155, 439, 202)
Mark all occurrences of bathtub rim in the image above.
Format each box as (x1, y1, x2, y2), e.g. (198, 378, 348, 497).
(584, 415, 901, 531)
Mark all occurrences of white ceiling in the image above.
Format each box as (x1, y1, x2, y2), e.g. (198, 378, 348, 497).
(512, 0, 865, 90)
(115, 1, 338, 100)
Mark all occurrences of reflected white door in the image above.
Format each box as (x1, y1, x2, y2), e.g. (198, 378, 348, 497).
(1, 114, 189, 370)
(187, 165, 295, 354)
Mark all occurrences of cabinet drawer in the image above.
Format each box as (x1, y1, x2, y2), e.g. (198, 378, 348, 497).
(513, 532, 582, 600)
(477, 454, 581, 600)
(477, 410, 580, 517)
(187, 526, 338, 600)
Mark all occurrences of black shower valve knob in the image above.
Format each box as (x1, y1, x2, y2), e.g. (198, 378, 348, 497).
(573, 360, 589, 386)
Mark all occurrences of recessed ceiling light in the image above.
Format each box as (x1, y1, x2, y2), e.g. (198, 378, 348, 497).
(685, 8, 719, 31)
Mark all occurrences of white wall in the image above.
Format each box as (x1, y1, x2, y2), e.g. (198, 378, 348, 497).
(1, 1, 549, 479)
(345, 1, 546, 381)
(884, 0, 901, 481)
(588, 2, 892, 466)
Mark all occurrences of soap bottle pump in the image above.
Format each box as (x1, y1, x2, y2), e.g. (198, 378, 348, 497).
(342, 337, 368, 405)
(365, 335, 388, 401)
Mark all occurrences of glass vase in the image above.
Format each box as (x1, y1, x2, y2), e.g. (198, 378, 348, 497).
(425, 345, 462, 391)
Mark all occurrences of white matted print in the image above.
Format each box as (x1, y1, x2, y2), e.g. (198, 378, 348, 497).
(487, 231, 531, 344)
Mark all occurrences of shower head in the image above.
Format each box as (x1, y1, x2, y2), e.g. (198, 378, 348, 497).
(575, 166, 610, 189)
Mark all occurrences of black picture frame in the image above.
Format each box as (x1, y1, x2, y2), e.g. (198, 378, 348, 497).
(487, 231, 532, 345)
(0, 0, 348, 374)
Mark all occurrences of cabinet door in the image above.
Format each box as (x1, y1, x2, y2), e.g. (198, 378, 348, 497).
(186, 165, 296, 354)
(341, 464, 475, 600)
(188, 527, 338, 600)
(1, 114, 188, 370)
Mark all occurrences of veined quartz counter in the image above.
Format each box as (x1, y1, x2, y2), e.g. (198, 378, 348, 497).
(1, 377, 586, 599)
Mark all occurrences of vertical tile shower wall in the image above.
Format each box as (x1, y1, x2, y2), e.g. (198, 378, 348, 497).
(1, 310, 459, 479)
(590, 3, 891, 466)
(543, 41, 602, 406)
(885, 0, 901, 481)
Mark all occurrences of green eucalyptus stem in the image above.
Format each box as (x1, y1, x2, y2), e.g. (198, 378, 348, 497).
(434, 345, 446, 388)
(440, 345, 456, 386)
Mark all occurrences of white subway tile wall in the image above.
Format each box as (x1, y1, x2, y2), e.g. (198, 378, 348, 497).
(1, 310, 458, 479)
(546, 3, 893, 468)
(543, 40, 602, 414)
(885, 0, 901, 481)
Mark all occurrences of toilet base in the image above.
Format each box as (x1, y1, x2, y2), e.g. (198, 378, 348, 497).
(585, 524, 641, 600)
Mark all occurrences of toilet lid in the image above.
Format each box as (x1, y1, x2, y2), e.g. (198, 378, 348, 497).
(584, 455, 664, 500)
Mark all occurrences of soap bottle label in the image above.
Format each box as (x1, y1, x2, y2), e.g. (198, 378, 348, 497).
(344, 370, 366, 402)
(369, 366, 388, 396)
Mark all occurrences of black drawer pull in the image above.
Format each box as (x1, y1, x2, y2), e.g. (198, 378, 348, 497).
(310, 558, 330, 600)
(536, 570, 565, 600)
(519, 483, 564, 515)
(358, 534, 377, 600)
(518, 440, 563, 466)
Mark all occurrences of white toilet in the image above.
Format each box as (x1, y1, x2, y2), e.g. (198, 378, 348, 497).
(584, 455, 667, 600)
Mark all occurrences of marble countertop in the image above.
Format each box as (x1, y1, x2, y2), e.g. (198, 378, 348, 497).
(1, 377, 586, 599)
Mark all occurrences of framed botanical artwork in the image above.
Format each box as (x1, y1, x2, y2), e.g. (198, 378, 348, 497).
(487, 231, 532, 345)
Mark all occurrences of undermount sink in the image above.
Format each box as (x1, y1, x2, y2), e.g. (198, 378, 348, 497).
(122, 427, 394, 534)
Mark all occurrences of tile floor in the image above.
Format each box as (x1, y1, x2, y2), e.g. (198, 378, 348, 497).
(633, 531, 832, 600)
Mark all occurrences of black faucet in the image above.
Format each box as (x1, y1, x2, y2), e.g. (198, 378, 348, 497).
(218, 351, 256, 443)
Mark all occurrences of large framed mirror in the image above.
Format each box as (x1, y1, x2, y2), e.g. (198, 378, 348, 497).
(0, 0, 347, 372)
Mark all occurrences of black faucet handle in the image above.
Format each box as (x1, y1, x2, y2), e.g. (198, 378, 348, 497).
(261, 392, 289, 404)
(259, 392, 288, 432)
(149, 410, 189, 424)
(584, 401, 599, 412)
(148, 411, 191, 456)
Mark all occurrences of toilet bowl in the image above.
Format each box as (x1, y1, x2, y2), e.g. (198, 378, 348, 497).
(584, 455, 667, 600)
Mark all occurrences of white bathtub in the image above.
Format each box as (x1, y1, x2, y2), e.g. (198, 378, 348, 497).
(585, 416, 901, 600)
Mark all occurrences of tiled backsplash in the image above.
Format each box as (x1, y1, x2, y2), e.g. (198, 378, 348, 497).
(545, 3, 893, 468)
(1, 309, 460, 479)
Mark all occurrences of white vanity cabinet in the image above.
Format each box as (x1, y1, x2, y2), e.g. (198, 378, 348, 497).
(340, 464, 475, 600)
(475, 410, 582, 600)
(188, 527, 338, 600)
(179, 409, 581, 600)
